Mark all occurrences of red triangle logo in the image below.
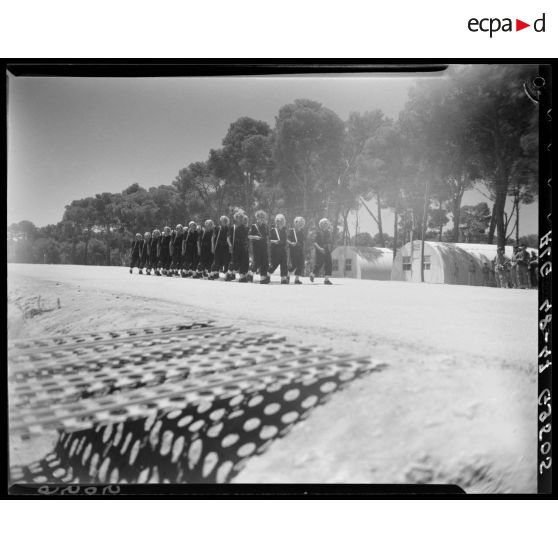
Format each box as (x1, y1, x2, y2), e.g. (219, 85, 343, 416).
(516, 19, 530, 31)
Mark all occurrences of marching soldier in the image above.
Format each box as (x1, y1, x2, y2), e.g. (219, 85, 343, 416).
(227, 211, 250, 282)
(183, 221, 199, 277)
(170, 224, 184, 277)
(210, 215, 231, 280)
(310, 218, 333, 285)
(129, 233, 143, 274)
(139, 231, 151, 274)
(268, 213, 289, 284)
(159, 226, 172, 276)
(248, 209, 270, 284)
(149, 229, 161, 275)
(196, 219, 215, 278)
(288, 216, 306, 285)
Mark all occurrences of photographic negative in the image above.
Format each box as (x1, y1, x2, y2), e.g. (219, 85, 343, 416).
(6, 63, 549, 494)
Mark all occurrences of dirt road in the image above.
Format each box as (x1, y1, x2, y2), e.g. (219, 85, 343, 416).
(8, 264, 538, 492)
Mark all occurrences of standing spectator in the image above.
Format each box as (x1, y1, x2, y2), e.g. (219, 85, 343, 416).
(510, 245, 519, 288)
(468, 259, 476, 286)
(494, 248, 508, 288)
(453, 261, 459, 284)
(481, 261, 490, 286)
(529, 251, 539, 289)
(516, 244, 530, 289)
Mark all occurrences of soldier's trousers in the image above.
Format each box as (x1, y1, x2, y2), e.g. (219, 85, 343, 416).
(159, 250, 171, 271)
(229, 246, 250, 275)
(269, 246, 288, 277)
(212, 244, 230, 274)
(183, 246, 199, 271)
(139, 250, 150, 269)
(130, 251, 141, 268)
(170, 251, 183, 271)
(149, 252, 159, 270)
(251, 242, 268, 275)
(197, 248, 214, 273)
(313, 249, 332, 277)
(289, 246, 305, 276)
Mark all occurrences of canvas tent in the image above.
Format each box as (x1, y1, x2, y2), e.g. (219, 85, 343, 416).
(390, 240, 530, 286)
(331, 246, 393, 280)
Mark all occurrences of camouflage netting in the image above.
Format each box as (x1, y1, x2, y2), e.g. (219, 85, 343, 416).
(10, 322, 383, 484)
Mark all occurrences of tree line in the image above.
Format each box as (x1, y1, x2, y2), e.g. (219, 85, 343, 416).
(8, 65, 538, 266)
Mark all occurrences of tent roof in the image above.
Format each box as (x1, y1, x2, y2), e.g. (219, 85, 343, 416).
(338, 246, 393, 261)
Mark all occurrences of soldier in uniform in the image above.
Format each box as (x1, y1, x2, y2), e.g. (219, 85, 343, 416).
(287, 216, 306, 285)
(149, 229, 161, 275)
(210, 215, 230, 280)
(182, 221, 199, 277)
(196, 219, 215, 278)
(129, 233, 143, 274)
(494, 247, 508, 288)
(268, 213, 289, 284)
(170, 224, 184, 277)
(139, 231, 151, 274)
(227, 211, 250, 282)
(310, 218, 333, 285)
(159, 226, 172, 276)
(248, 209, 269, 284)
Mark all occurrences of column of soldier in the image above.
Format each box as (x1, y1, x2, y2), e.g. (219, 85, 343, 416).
(490, 244, 538, 289)
(128, 209, 334, 285)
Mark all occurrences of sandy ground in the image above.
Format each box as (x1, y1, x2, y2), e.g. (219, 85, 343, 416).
(8, 264, 538, 492)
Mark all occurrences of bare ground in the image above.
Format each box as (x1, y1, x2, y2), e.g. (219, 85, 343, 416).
(8, 264, 537, 493)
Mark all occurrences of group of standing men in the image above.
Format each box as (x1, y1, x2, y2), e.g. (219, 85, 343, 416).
(128, 210, 335, 285)
(490, 244, 538, 289)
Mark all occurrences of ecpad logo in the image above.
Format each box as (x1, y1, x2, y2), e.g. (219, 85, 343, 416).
(468, 13, 546, 37)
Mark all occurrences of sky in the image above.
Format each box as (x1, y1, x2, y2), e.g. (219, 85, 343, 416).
(7, 71, 538, 237)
